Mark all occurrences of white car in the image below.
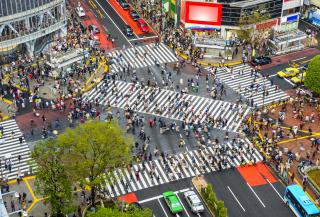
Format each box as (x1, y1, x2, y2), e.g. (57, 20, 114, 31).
(76, 6, 85, 18)
(184, 191, 205, 213)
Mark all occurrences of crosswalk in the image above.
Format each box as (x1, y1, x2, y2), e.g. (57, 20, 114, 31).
(84, 80, 250, 132)
(206, 64, 290, 107)
(108, 43, 178, 73)
(101, 139, 263, 197)
(0, 119, 31, 180)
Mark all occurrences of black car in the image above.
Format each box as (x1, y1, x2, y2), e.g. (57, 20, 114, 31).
(88, 24, 100, 34)
(119, 0, 130, 10)
(123, 25, 133, 36)
(130, 10, 140, 21)
(251, 56, 272, 66)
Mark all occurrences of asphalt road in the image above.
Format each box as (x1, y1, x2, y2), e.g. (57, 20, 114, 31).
(135, 168, 293, 217)
(136, 178, 212, 217)
(90, 0, 135, 47)
(204, 169, 293, 217)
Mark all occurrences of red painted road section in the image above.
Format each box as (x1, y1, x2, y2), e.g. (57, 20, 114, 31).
(108, 0, 152, 35)
(261, 48, 320, 70)
(237, 163, 277, 187)
(73, 0, 113, 50)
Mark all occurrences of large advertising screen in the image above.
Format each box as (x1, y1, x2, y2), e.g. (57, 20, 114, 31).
(185, 2, 222, 26)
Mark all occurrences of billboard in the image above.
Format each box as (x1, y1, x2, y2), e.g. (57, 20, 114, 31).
(185, 2, 222, 26)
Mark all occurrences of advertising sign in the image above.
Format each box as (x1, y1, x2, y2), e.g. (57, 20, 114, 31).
(185, 2, 222, 26)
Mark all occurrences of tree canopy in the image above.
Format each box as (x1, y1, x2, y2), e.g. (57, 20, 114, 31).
(238, 11, 270, 52)
(57, 120, 133, 206)
(305, 55, 320, 94)
(87, 206, 153, 217)
(32, 140, 74, 217)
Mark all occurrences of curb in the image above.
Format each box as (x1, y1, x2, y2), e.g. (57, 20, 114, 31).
(191, 176, 215, 217)
(168, 44, 242, 67)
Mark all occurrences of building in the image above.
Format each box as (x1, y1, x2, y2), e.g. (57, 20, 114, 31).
(0, 0, 67, 57)
(174, 0, 306, 57)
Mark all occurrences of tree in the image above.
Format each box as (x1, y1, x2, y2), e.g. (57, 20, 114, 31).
(57, 120, 133, 207)
(305, 55, 320, 94)
(87, 206, 153, 217)
(238, 11, 271, 55)
(32, 140, 74, 217)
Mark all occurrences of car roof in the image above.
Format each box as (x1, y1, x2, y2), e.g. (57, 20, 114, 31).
(137, 18, 146, 23)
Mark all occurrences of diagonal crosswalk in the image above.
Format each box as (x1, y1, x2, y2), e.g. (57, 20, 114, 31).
(84, 80, 250, 132)
(0, 119, 32, 180)
(100, 139, 263, 197)
(206, 64, 289, 107)
(108, 43, 178, 73)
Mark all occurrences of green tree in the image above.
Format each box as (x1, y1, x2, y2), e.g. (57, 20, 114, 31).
(57, 120, 133, 207)
(238, 11, 271, 54)
(305, 55, 320, 94)
(88, 206, 153, 217)
(32, 140, 74, 217)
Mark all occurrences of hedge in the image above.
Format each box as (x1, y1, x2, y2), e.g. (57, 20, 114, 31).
(201, 184, 228, 217)
(305, 55, 320, 94)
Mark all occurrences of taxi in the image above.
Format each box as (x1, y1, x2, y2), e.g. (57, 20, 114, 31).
(277, 67, 299, 78)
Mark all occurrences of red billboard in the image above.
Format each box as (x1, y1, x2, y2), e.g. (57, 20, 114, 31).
(185, 2, 222, 26)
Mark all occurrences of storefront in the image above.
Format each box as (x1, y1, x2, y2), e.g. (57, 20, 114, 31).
(269, 30, 307, 55)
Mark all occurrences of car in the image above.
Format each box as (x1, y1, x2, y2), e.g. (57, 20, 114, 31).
(76, 6, 85, 18)
(88, 25, 100, 34)
(123, 25, 133, 36)
(119, 0, 130, 10)
(184, 191, 205, 213)
(130, 10, 140, 21)
(163, 191, 183, 214)
(251, 56, 272, 66)
(137, 18, 149, 32)
(277, 67, 299, 78)
(291, 72, 307, 84)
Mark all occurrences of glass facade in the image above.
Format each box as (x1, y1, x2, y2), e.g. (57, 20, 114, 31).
(0, 0, 55, 17)
(216, 0, 283, 26)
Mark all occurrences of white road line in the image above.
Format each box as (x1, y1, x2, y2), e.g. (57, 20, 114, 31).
(283, 77, 295, 86)
(266, 179, 284, 202)
(157, 198, 169, 217)
(269, 74, 278, 77)
(292, 57, 306, 62)
(129, 36, 159, 41)
(104, 0, 140, 39)
(139, 188, 191, 204)
(93, 0, 133, 46)
(176, 193, 191, 217)
(227, 186, 246, 212)
(247, 182, 266, 208)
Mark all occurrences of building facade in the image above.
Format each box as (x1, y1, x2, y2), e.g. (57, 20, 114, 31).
(0, 0, 67, 57)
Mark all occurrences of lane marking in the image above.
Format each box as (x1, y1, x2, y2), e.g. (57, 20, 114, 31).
(227, 186, 246, 212)
(104, 0, 140, 39)
(266, 179, 284, 202)
(129, 35, 159, 41)
(283, 77, 295, 86)
(139, 188, 191, 204)
(93, 0, 133, 46)
(292, 57, 306, 62)
(246, 182, 266, 208)
(176, 193, 191, 217)
(157, 198, 169, 217)
(269, 74, 277, 78)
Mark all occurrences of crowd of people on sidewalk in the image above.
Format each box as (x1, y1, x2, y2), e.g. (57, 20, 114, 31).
(243, 87, 320, 193)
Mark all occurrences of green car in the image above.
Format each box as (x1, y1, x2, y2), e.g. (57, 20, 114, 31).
(163, 191, 183, 213)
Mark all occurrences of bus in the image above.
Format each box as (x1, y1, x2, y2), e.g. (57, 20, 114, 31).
(284, 185, 320, 217)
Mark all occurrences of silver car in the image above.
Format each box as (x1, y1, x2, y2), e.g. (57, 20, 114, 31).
(184, 191, 205, 213)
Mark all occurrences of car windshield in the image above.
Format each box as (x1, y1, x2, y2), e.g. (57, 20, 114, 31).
(172, 202, 180, 208)
(285, 69, 294, 74)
